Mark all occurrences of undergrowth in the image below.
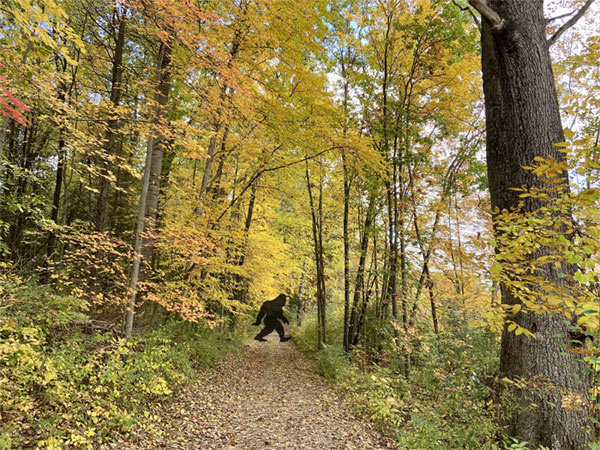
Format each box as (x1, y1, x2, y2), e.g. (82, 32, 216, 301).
(0, 276, 241, 449)
(294, 305, 501, 449)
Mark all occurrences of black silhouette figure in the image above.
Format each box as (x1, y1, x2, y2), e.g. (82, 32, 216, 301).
(252, 294, 291, 342)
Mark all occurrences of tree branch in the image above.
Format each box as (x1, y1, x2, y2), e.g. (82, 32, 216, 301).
(452, 0, 481, 32)
(467, 0, 505, 32)
(545, 11, 575, 25)
(547, 0, 595, 48)
(214, 145, 344, 223)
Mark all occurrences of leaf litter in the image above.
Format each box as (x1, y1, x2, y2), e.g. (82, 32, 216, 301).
(105, 334, 396, 449)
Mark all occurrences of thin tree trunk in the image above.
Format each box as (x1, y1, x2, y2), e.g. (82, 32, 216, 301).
(399, 217, 407, 328)
(95, 11, 127, 232)
(196, 133, 219, 218)
(46, 129, 65, 259)
(140, 42, 172, 280)
(231, 183, 257, 303)
(348, 194, 376, 348)
(340, 49, 352, 352)
(424, 264, 438, 334)
(297, 261, 306, 325)
(306, 159, 327, 349)
(407, 166, 441, 333)
(317, 166, 327, 346)
(124, 42, 172, 338)
(342, 153, 351, 352)
(46, 83, 67, 260)
(454, 196, 465, 296)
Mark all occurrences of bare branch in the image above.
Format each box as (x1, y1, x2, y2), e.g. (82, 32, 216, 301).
(545, 11, 575, 25)
(547, 0, 595, 47)
(467, 0, 505, 32)
(452, 0, 481, 32)
(214, 145, 344, 223)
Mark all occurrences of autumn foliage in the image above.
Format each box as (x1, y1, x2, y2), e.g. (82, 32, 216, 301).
(1, 0, 600, 448)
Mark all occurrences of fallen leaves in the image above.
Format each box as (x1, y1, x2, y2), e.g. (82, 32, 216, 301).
(103, 337, 393, 449)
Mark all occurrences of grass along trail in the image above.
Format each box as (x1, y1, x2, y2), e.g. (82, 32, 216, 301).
(108, 333, 395, 449)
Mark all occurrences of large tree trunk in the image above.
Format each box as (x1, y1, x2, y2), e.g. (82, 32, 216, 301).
(475, 1, 591, 447)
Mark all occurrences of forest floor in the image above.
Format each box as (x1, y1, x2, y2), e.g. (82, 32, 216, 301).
(106, 332, 395, 449)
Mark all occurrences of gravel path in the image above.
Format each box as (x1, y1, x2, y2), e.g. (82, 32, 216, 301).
(109, 333, 394, 449)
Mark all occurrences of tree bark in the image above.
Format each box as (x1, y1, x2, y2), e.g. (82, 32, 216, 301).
(95, 11, 127, 232)
(342, 158, 351, 352)
(140, 42, 171, 281)
(348, 194, 376, 348)
(124, 42, 172, 337)
(306, 159, 327, 349)
(341, 97, 352, 351)
(476, 1, 591, 447)
(46, 83, 67, 261)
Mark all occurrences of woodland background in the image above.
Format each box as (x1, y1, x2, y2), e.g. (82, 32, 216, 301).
(1, 0, 600, 448)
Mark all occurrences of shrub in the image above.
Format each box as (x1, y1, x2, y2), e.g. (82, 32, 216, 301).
(0, 276, 240, 449)
(315, 346, 350, 381)
(293, 305, 500, 449)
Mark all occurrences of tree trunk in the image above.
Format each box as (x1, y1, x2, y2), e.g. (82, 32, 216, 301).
(342, 152, 351, 352)
(476, 1, 591, 447)
(46, 84, 67, 260)
(306, 159, 327, 349)
(340, 49, 352, 353)
(423, 264, 438, 334)
(231, 183, 257, 304)
(317, 166, 327, 347)
(6, 118, 38, 263)
(348, 194, 376, 349)
(95, 11, 127, 232)
(297, 262, 306, 326)
(124, 42, 172, 338)
(139, 42, 171, 281)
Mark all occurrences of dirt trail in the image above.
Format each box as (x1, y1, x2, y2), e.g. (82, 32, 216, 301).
(110, 333, 394, 449)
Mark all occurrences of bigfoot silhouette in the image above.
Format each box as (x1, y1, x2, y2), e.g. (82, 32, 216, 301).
(252, 294, 291, 342)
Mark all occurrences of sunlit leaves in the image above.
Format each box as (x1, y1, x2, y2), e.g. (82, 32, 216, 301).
(490, 145, 600, 337)
(2, 0, 85, 64)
